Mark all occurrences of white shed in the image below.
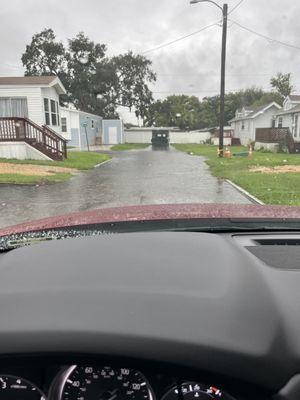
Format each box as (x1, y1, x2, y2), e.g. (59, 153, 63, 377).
(102, 119, 124, 144)
(0, 76, 66, 134)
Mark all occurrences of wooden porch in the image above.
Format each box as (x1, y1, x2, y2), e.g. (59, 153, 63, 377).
(0, 117, 67, 160)
(255, 128, 297, 154)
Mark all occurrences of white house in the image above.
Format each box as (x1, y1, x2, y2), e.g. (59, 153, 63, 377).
(273, 95, 300, 142)
(0, 76, 66, 134)
(229, 102, 282, 145)
(0, 76, 125, 156)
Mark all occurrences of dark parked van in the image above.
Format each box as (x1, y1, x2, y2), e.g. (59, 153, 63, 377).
(151, 130, 170, 148)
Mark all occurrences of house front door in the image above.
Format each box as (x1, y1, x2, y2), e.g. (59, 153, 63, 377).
(108, 127, 118, 144)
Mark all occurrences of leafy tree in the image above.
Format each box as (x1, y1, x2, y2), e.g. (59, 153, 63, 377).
(270, 73, 293, 101)
(250, 92, 283, 107)
(22, 28, 66, 77)
(66, 32, 107, 114)
(22, 30, 156, 119)
(109, 52, 156, 119)
(145, 95, 203, 130)
(145, 87, 284, 130)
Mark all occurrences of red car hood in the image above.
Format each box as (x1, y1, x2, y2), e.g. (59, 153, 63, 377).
(0, 204, 300, 237)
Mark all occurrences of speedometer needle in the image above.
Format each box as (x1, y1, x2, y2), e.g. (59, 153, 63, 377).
(107, 394, 118, 400)
(105, 388, 118, 400)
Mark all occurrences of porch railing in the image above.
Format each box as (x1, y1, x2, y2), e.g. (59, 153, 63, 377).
(255, 127, 296, 154)
(0, 117, 67, 160)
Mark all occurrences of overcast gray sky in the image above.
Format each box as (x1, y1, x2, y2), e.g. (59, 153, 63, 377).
(1, 0, 300, 122)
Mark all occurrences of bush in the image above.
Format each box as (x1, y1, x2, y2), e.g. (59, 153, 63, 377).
(256, 147, 273, 153)
(278, 139, 288, 153)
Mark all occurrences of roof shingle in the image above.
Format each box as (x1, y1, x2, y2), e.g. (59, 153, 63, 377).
(0, 76, 57, 85)
(275, 104, 300, 116)
(288, 94, 300, 102)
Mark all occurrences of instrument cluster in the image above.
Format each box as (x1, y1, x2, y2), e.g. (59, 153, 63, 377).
(0, 362, 260, 400)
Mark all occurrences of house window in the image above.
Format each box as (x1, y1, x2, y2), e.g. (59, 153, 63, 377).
(0, 98, 28, 118)
(278, 117, 283, 128)
(241, 121, 245, 130)
(56, 102, 60, 126)
(294, 115, 298, 138)
(50, 99, 57, 125)
(61, 117, 67, 133)
(271, 118, 276, 128)
(44, 98, 50, 125)
(91, 119, 94, 129)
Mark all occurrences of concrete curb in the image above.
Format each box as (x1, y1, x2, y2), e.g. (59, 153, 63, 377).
(94, 159, 112, 168)
(226, 179, 265, 205)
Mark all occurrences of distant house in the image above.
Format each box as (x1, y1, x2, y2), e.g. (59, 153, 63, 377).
(273, 95, 300, 141)
(211, 126, 235, 146)
(60, 107, 103, 149)
(282, 94, 300, 111)
(229, 102, 282, 145)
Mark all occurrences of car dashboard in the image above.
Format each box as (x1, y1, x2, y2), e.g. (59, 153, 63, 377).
(0, 356, 268, 400)
(0, 229, 299, 400)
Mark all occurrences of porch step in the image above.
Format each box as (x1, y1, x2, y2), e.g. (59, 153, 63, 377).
(0, 117, 67, 160)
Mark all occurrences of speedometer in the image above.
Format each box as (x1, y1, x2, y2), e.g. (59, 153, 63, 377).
(59, 365, 154, 400)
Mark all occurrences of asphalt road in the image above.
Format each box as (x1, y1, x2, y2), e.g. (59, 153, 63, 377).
(0, 146, 251, 229)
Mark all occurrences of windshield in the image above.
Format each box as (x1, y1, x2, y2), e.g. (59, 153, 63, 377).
(0, 0, 299, 229)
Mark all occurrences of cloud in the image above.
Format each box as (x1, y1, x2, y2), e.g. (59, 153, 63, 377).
(1, 0, 300, 109)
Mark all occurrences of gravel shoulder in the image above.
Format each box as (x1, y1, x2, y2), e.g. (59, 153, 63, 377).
(0, 163, 76, 177)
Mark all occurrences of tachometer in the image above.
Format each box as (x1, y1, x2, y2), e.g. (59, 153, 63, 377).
(59, 365, 154, 400)
(0, 375, 46, 399)
(162, 382, 236, 400)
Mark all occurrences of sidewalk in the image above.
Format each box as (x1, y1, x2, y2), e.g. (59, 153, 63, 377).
(68, 145, 112, 152)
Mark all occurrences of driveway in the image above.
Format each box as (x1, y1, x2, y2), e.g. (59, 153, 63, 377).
(0, 146, 251, 229)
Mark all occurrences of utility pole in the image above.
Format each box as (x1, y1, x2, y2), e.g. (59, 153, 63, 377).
(218, 3, 228, 158)
(190, 0, 228, 157)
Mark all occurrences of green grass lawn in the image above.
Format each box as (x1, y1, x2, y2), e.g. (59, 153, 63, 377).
(0, 173, 72, 185)
(173, 144, 300, 206)
(0, 151, 111, 185)
(111, 143, 150, 151)
(0, 151, 111, 170)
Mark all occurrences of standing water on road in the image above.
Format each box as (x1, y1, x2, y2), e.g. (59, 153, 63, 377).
(0, 147, 250, 228)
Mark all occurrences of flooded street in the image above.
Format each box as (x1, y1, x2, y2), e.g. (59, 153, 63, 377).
(0, 147, 251, 228)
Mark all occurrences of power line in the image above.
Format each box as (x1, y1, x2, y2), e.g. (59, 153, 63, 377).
(228, 0, 245, 15)
(142, 21, 220, 55)
(231, 20, 300, 51)
(152, 87, 273, 94)
(156, 72, 280, 77)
